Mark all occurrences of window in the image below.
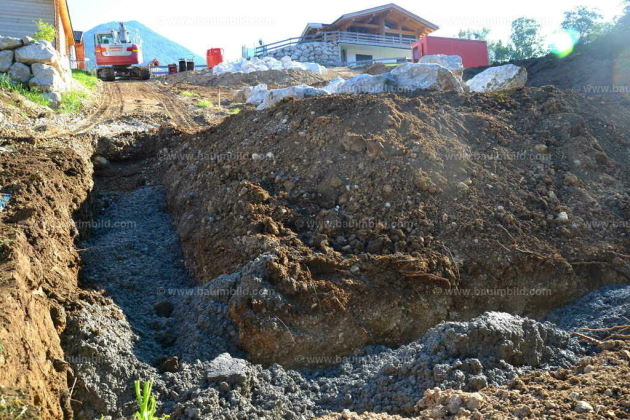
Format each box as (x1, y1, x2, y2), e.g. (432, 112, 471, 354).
(356, 54, 373, 63)
(96, 34, 114, 45)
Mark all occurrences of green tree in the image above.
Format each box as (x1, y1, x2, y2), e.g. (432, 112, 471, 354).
(488, 40, 516, 63)
(561, 6, 603, 40)
(510, 17, 546, 60)
(457, 28, 491, 40)
(32, 19, 56, 42)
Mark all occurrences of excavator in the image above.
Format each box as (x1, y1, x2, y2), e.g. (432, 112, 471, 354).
(94, 22, 150, 81)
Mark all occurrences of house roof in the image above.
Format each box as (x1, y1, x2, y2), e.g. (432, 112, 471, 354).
(332, 3, 438, 30)
(301, 3, 438, 38)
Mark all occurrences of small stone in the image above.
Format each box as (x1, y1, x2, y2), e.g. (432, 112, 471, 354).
(556, 211, 569, 223)
(92, 155, 110, 169)
(575, 401, 593, 413)
(534, 144, 548, 153)
(161, 356, 180, 372)
(206, 353, 249, 385)
(350, 265, 360, 273)
(564, 173, 579, 186)
(456, 181, 469, 192)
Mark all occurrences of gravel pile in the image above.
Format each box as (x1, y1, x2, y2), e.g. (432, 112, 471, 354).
(63, 183, 588, 419)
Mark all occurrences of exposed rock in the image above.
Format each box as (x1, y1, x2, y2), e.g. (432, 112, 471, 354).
(15, 41, 57, 64)
(206, 353, 250, 385)
(29, 63, 65, 92)
(257, 84, 328, 109)
(337, 73, 397, 94)
(244, 83, 268, 105)
(391, 63, 465, 93)
(0, 35, 23, 50)
(323, 76, 345, 93)
(466, 64, 527, 92)
(43, 92, 62, 108)
(0, 49, 13, 72)
(8, 62, 31, 83)
(575, 401, 594, 413)
(92, 155, 110, 169)
(419, 55, 464, 78)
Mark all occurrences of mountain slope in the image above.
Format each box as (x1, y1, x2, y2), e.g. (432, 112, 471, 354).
(82, 20, 205, 67)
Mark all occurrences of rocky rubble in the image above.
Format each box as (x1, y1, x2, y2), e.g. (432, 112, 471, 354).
(0, 35, 75, 105)
(262, 41, 342, 67)
(244, 57, 525, 109)
(213, 55, 327, 75)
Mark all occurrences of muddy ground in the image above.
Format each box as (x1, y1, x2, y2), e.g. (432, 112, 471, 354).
(1, 28, 629, 419)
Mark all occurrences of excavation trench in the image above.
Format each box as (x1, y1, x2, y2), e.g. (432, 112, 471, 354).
(59, 119, 627, 420)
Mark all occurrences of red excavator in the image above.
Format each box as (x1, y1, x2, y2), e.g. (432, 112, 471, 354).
(94, 22, 150, 81)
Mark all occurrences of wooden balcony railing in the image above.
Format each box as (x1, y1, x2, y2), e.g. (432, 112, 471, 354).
(254, 31, 416, 57)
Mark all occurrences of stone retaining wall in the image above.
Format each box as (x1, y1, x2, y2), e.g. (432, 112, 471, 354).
(0, 35, 74, 106)
(263, 42, 341, 67)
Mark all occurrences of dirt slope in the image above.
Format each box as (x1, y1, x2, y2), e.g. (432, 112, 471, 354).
(162, 87, 630, 366)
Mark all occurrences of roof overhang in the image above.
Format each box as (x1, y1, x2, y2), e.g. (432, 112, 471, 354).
(331, 3, 439, 31)
(56, 0, 75, 47)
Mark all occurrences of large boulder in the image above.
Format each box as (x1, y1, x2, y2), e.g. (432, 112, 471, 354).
(337, 73, 397, 94)
(29, 63, 65, 92)
(391, 63, 465, 93)
(257, 84, 328, 109)
(466, 64, 527, 92)
(15, 41, 57, 64)
(0, 50, 13, 72)
(419, 54, 464, 78)
(8, 62, 31, 83)
(322, 76, 345, 94)
(0, 36, 23, 50)
(244, 83, 269, 105)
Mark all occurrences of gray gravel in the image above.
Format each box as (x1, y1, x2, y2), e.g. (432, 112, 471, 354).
(63, 183, 600, 420)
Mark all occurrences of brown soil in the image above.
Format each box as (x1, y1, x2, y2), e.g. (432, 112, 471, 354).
(316, 341, 630, 420)
(163, 68, 330, 89)
(0, 137, 94, 420)
(162, 87, 630, 366)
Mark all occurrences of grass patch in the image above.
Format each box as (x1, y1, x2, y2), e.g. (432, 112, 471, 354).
(180, 90, 198, 98)
(58, 90, 89, 114)
(0, 74, 50, 107)
(228, 107, 241, 115)
(196, 99, 214, 108)
(72, 69, 98, 91)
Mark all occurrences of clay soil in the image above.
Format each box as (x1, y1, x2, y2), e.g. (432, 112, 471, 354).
(162, 87, 630, 366)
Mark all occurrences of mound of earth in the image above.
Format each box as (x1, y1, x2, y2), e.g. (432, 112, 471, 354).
(161, 87, 630, 366)
(163, 68, 330, 89)
(318, 340, 630, 420)
(465, 22, 630, 94)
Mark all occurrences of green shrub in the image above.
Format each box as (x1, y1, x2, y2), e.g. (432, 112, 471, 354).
(32, 19, 56, 42)
(180, 90, 198, 97)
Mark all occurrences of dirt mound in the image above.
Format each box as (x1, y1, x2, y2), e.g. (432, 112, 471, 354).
(162, 87, 630, 366)
(163, 68, 330, 89)
(465, 22, 630, 94)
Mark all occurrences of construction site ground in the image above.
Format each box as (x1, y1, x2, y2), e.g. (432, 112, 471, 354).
(0, 25, 628, 420)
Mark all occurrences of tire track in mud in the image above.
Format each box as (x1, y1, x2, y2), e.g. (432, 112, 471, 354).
(151, 83, 199, 131)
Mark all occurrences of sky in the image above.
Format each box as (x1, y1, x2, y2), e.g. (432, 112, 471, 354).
(67, 0, 626, 60)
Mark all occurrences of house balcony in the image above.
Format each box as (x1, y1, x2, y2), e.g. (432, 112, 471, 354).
(254, 30, 417, 57)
